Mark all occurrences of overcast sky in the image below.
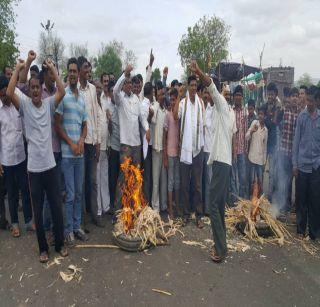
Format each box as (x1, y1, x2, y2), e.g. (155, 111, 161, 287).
(14, 0, 320, 82)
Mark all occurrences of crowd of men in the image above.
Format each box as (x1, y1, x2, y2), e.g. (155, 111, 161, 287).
(0, 50, 319, 263)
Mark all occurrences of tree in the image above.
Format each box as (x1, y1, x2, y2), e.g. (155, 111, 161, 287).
(151, 68, 161, 84)
(296, 73, 313, 87)
(178, 15, 230, 74)
(123, 49, 137, 69)
(0, 0, 20, 71)
(94, 43, 122, 79)
(69, 42, 88, 59)
(38, 31, 65, 72)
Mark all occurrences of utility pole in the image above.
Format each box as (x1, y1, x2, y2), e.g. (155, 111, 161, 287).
(259, 43, 265, 70)
(40, 20, 59, 73)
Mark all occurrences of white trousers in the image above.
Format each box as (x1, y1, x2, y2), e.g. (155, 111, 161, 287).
(97, 150, 110, 215)
(151, 149, 167, 212)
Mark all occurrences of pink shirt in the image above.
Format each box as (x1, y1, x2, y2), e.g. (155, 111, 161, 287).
(164, 111, 179, 157)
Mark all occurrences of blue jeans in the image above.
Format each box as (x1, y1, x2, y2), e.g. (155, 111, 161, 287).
(62, 157, 84, 236)
(275, 152, 293, 212)
(249, 162, 263, 188)
(231, 153, 248, 200)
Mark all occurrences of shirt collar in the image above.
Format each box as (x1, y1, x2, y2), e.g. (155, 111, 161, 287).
(78, 81, 89, 91)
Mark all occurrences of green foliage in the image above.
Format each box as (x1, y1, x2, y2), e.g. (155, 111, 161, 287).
(178, 15, 230, 74)
(151, 68, 161, 84)
(94, 43, 122, 79)
(0, 0, 20, 71)
(296, 73, 313, 87)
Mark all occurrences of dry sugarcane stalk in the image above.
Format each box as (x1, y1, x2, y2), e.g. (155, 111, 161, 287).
(75, 244, 120, 249)
(152, 288, 173, 296)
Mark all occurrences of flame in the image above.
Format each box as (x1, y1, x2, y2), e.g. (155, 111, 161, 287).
(119, 157, 146, 233)
(251, 182, 260, 221)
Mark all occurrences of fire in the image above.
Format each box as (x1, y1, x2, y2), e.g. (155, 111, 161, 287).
(251, 182, 260, 221)
(119, 157, 147, 233)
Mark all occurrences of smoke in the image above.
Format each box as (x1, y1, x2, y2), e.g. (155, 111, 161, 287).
(268, 128, 294, 216)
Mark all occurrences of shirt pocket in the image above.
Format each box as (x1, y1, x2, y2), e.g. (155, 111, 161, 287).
(16, 115, 23, 132)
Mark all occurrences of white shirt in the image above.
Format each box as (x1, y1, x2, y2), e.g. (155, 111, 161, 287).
(178, 93, 204, 159)
(114, 73, 148, 147)
(78, 81, 101, 145)
(0, 102, 26, 166)
(245, 120, 268, 165)
(204, 104, 214, 153)
(151, 101, 167, 152)
(99, 96, 109, 151)
(207, 81, 237, 166)
(140, 97, 153, 146)
(19, 95, 56, 172)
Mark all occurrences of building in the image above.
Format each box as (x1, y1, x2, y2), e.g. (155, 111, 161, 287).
(263, 67, 294, 101)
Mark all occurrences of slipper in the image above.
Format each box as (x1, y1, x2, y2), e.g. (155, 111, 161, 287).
(58, 247, 68, 258)
(11, 226, 20, 238)
(210, 251, 225, 263)
(39, 251, 49, 263)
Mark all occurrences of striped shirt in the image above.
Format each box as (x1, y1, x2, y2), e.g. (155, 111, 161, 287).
(278, 108, 298, 157)
(234, 106, 248, 155)
(55, 87, 87, 158)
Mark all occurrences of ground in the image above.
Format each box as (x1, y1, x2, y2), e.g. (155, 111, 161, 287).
(1, 212, 320, 307)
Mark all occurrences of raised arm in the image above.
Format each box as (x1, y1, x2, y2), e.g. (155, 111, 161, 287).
(19, 50, 36, 84)
(43, 59, 65, 106)
(190, 60, 226, 113)
(114, 65, 132, 105)
(145, 49, 154, 83)
(6, 60, 26, 110)
(245, 120, 258, 141)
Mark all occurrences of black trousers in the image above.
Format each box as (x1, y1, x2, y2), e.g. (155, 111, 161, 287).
(209, 161, 231, 257)
(84, 144, 98, 218)
(180, 151, 204, 218)
(0, 175, 6, 227)
(108, 148, 120, 211)
(296, 167, 320, 240)
(29, 167, 64, 253)
(3, 160, 32, 225)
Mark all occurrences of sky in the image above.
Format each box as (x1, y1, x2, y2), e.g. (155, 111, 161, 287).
(14, 0, 320, 82)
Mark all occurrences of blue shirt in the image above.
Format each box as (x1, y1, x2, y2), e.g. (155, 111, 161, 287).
(292, 109, 320, 173)
(55, 87, 87, 158)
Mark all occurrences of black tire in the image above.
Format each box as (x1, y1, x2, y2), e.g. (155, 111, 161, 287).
(113, 234, 144, 252)
(236, 221, 273, 237)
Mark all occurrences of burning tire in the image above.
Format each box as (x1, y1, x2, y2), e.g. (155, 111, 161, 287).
(236, 220, 273, 237)
(113, 233, 151, 252)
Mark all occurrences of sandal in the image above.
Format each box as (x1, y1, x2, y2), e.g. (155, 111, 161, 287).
(11, 226, 20, 238)
(196, 218, 204, 229)
(39, 251, 49, 263)
(58, 247, 69, 258)
(210, 251, 225, 263)
(26, 223, 36, 232)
